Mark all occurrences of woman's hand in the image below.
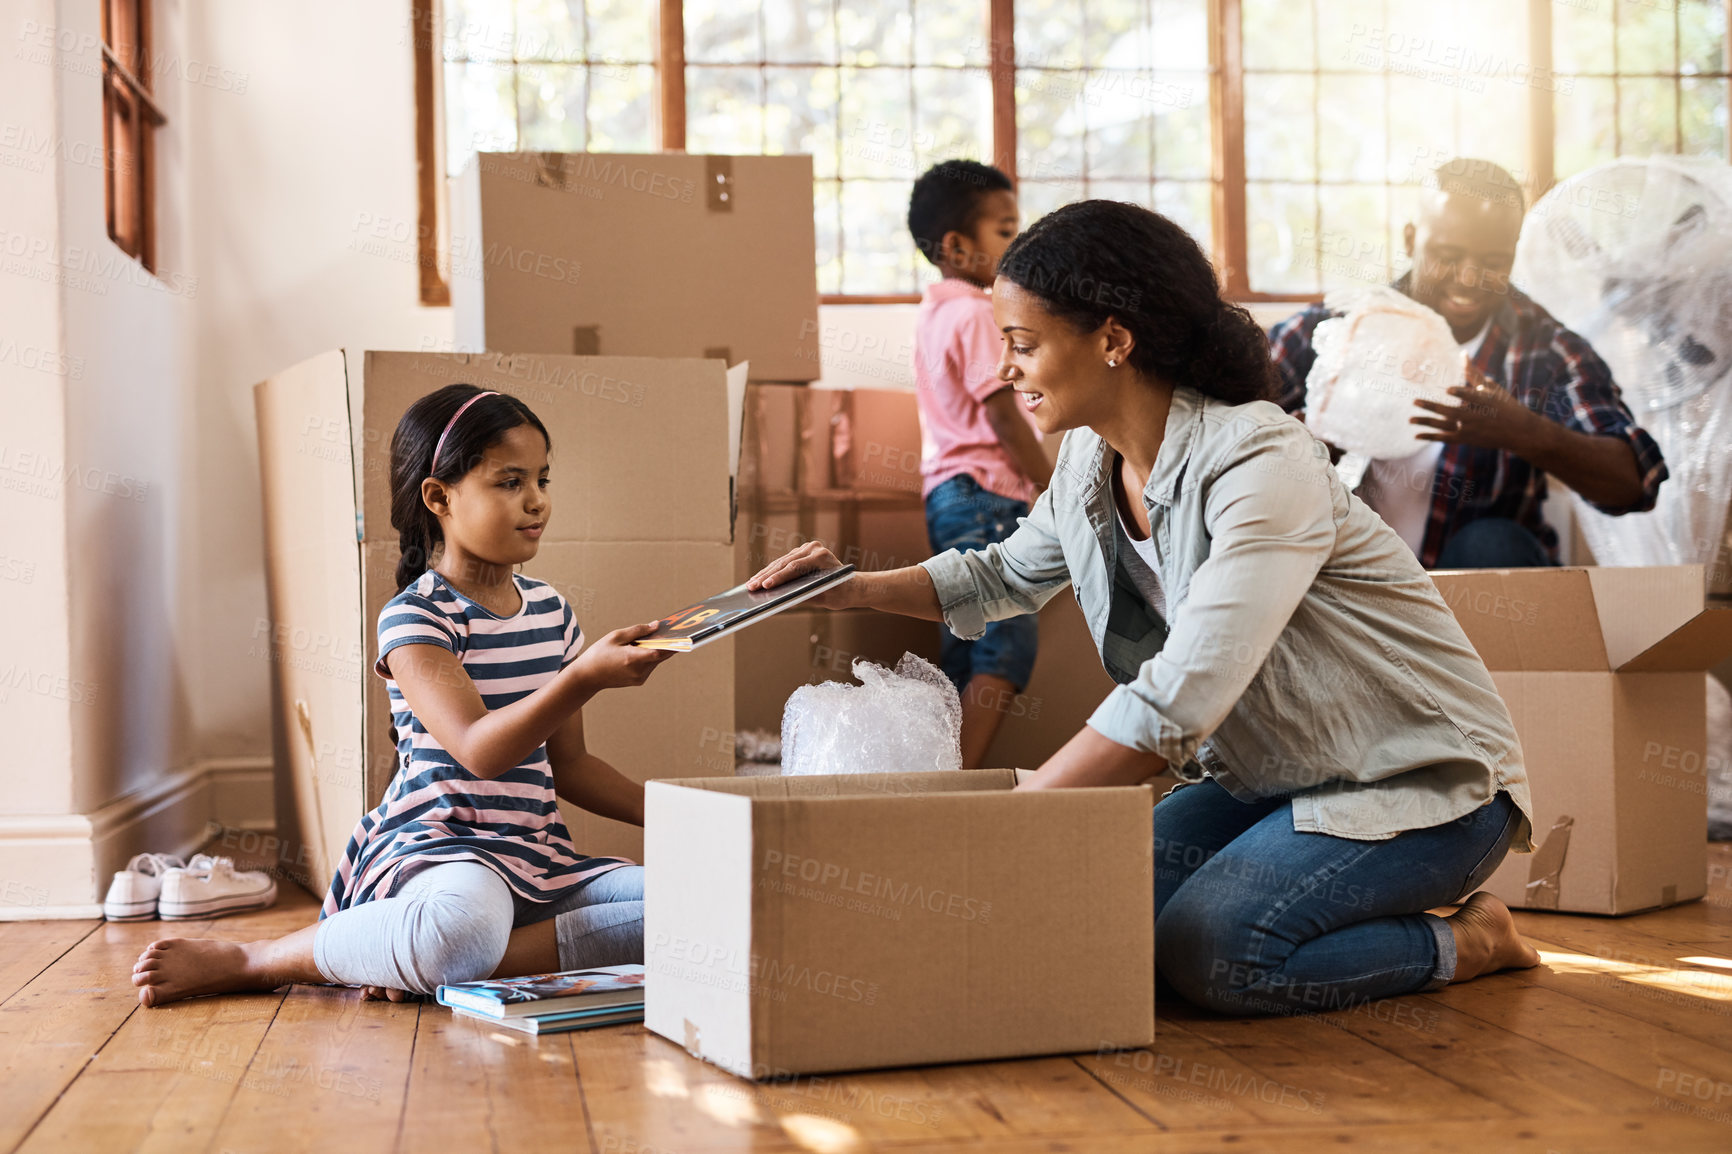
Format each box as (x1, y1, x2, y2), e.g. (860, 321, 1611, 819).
(572, 622, 675, 689)
(747, 542, 859, 608)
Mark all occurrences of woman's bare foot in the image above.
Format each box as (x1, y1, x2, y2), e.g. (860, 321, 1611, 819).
(1445, 892, 1541, 983)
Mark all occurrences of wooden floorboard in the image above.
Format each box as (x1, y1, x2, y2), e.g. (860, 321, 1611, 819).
(4, 843, 1728, 1153)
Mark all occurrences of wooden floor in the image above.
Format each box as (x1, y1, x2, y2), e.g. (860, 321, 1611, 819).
(5, 846, 1732, 1154)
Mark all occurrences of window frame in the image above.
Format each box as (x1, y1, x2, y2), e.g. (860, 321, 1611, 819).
(414, 0, 1732, 306)
(102, 0, 166, 272)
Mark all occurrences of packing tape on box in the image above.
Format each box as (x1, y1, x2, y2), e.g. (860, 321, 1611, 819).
(1524, 815, 1574, 909)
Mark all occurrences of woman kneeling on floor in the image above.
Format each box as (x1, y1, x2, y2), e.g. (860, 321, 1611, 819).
(750, 200, 1539, 1017)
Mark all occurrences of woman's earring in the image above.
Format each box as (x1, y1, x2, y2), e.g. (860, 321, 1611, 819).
(1107, 357, 1120, 367)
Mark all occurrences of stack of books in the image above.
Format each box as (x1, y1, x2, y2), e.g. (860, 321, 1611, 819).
(435, 964, 646, 1035)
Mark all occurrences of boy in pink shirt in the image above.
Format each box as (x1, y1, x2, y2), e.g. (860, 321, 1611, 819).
(908, 161, 1051, 767)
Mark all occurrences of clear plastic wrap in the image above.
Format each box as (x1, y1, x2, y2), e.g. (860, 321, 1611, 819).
(1512, 157, 1732, 589)
(780, 653, 963, 776)
(1304, 284, 1465, 465)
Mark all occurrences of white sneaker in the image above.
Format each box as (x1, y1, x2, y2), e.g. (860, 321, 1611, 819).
(103, 853, 187, 921)
(157, 854, 278, 921)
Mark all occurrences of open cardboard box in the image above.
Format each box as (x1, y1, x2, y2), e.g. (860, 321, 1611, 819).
(451, 152, 820, 381)
(1432, 564, 1732, 914)
(644, 769, 1155, 1077)
(254, 349, 745, 891)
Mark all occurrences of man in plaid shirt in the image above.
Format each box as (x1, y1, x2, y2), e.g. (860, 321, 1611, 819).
(1269, 159, 1668, 569)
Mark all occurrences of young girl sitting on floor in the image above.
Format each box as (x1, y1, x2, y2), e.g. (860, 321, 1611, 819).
(133, 385, 672, 1006)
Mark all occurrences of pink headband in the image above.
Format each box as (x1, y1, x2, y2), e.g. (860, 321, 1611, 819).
(430, 391, 499, 472)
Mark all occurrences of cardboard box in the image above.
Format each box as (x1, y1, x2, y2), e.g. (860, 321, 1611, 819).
(1433, 565, 1732, 914)
(644, 770, 1155, 1077)
(451, 153, 820, 381)
(733, 609, 943, 735)
(254, 349, 743, 887)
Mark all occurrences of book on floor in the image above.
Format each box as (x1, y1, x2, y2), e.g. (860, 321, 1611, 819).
(453, 1004, 645, 1035)
(435, 963, 646, 1019)
(629, 565, 856, 652)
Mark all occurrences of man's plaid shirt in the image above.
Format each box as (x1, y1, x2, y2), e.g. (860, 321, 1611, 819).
(1267, 277, 1668, 567)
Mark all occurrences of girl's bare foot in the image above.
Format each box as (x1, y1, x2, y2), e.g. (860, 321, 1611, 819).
(132, 938, 287, 1007)
(1446, 892, 1541, 983)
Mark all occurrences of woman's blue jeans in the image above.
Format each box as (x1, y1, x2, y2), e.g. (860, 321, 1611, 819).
(1152, 778, 1522, 1016)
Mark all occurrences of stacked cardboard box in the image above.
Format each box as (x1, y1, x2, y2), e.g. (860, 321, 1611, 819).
(254, 351, 747, 882)
(1433, 564, 1732, 914)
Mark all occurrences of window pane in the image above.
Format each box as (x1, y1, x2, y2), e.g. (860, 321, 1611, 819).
(1680, 0, 1727, 76)
(1086, 72, 1156, 179)
(444, 0, 516, 62)
(515, 0, 584, 62)
(1616, 0, 1677, 74)
(1316, 0, 1384, 74)
(1016, 0, 1084, 71)
(815, 179, 842, 294)
(839, 0, 913, 66)
(587, 0, 654, 62)
(1248, 182, 1320, 293)
(765, 66, 840, 177)
(1681, 75, 1730, 157)
(765, 0, 837, 64)
(686, 0, 758, 64)
(1153, 71, 1211, 179)
(1241, 0, 1314, 71)
(1089, 6, 1151, 68)
(1151, 0, 1208, 72)
(1552, 0, 1613, 74)
(1016, 69, 1086, 179)
(912, 67, 992, 170)
(1245, 74, 1316, 181)
(1017, 180, 1078, 225)
(914, 0, 988, 67)
(1554, 76, 1618, 177)
(1453, 83, 1528, 180)
(586, 62, 653, 150)
(841, 179, 916, 293)
(1619, 77, 1680, 154)
(1318, 184, 1390, 291)
(1318, 74, 1384, 183)
(1154, 179, 1212, 254)
(687, 66, 764, 153)
(445, 61, 518, 175)
(1092, 179, 1152, 208)
(840, 66, 914, 178)
(517, 64, 587, 151)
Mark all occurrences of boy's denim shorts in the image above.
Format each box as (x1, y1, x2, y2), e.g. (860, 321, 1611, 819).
(924, 473, 1039, 691)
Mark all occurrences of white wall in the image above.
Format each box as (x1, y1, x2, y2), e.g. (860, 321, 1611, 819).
(184, 2, 453, 762)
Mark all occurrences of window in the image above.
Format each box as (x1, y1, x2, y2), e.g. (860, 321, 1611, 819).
(1551, 0, 1729, 179)
(101, 0, 165, 270)
(1013, 1, 1214, 256)
(418, 0, 1732, 304)
(683, 1, 994, 295)
(1235, 0, 1530, 297)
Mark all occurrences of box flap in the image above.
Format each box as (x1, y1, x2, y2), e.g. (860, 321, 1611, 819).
(1616, 605, 1732, 672)
(1584, 565, 1709, 670)
(253, 349, 368, 888)
(1430, 568, 1609, 670)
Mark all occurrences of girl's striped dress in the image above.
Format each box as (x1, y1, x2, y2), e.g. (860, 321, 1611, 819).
(320, 570, 630, 918)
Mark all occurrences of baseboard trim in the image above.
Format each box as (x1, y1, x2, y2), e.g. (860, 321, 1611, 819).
(0, 757, 275, 920)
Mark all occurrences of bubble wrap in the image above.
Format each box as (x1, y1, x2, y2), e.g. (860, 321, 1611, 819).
(1304, 285, 1465, 461)
(1512, 157, 1732, 590)
(780, 653, 962, 776)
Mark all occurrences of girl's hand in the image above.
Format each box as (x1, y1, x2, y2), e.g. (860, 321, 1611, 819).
(573, 622, 675, 689)
(747, 542, 858, 608)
